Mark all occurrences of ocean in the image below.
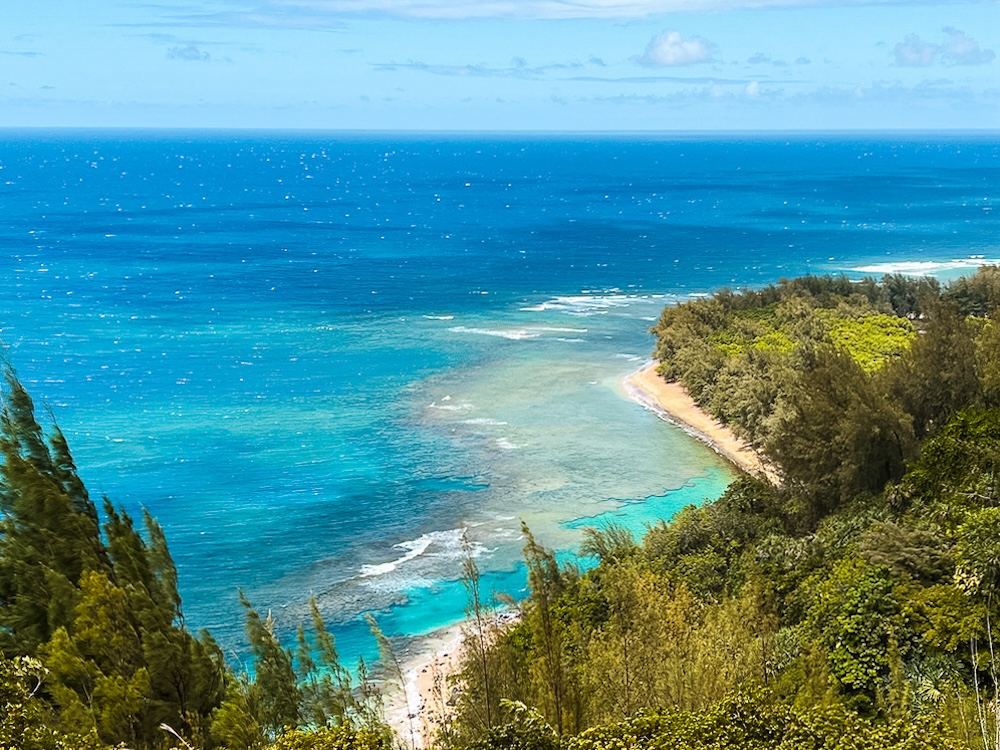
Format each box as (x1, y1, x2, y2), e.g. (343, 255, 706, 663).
(1, 131, 997, 665)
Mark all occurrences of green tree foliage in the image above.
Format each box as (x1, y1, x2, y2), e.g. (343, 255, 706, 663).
(520, 524, 577, 736)
(766, 347, 914, 514)
(804, 558, 909, 702)
(484, 691, 961, 750)
(213, 594, 376, 750)
(943, 266, 1000, 317)
(0, 654, 116, 750)
(976, 317, 1000, 406)
(890, 408, 1000, 522)
(265, 724, 389, 750)
(0, 369, 225, 748)
(453, 269, 1000, 750)
(823, 313, 916, 375)
(296, 600, 356, 730)
(884, 301, 981, 440)
(0, 371, 107, 656)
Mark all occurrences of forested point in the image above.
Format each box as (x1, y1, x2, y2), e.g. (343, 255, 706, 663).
(6, 267, 1000, 749)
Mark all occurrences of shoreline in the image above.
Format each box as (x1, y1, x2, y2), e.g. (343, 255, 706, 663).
(384, 610, 521, 748)
(624, 362, 781, 486)
(384, 622, 466, 749)
(386, 361, 777, 746)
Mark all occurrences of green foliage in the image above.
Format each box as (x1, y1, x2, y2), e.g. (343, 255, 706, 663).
(212, 595, 301, 750)
(0, 370, 107, 656)
(976, 317, 1000, 406)
(883, 301, 981, 440)
(470, 701, 560, 750)
(296, 600, 356, 730)
(0, 654, 117, 750)
(856, 522, 953, 584)
(823, 313, 915, 374)
(942, 265, 1000, 317)
(265, 724, 389, 750)
(766, 347, 914, 514)
(0, 368, 224, 748)
(954, 508, 1000, 597)
(891, 407, 1000, 522)
(567, 690, 960, 750)
(804, 558, 907, 698)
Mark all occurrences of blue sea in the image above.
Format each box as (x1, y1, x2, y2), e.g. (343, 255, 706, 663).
(1, 131, 997, 666)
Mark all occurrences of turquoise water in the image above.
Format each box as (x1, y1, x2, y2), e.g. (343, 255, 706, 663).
(1, 131, 996, 664)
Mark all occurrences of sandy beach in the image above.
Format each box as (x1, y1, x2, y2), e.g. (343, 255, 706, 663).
(624, 362, 781, 486)
(384, 610, 522, 748)
(384, 623, 465, 748)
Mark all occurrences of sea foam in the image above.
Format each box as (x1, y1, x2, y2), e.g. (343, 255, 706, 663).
(849, 257, 999, 275)
(358, 528, 482, 580)
(449, 326, 541, 340)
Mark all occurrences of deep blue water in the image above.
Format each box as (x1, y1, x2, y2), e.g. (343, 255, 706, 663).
(1, 130, 997, 665)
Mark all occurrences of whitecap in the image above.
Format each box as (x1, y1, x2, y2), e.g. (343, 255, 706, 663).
(358, 528, 487, 581)
(461, 418, 509, 426)
(520, 293, 674, 317)
(449, 326, 540, 340)
(496, 437, 519, 450)
(428, 401, 469, 411)
(849, 257, 1000, 275)
(423, 314, 455, 320)
(359, 535, 434, 578)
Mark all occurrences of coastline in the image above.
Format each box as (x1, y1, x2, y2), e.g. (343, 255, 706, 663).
(385, 361, 777, 747)
(624, 362, 781, 486)
(384, 610, 521, 748)
(384, 622, 466, 748)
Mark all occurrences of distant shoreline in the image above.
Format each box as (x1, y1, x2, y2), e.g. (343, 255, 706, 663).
(624, 362, 781, 486)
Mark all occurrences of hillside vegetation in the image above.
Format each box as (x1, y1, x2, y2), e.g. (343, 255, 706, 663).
(7, 267, 1000, 749)
(442, 268, 1000, 750)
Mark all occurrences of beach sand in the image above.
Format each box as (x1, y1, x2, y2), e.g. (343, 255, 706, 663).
(384, 623, 465, 749)
(385, 610, 522, 748)
(624, 362, 781, 486)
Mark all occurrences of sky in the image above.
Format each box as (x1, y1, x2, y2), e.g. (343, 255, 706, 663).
(1, 0, 998, 131)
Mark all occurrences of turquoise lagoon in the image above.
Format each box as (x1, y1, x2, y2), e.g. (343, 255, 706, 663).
(0, 132, 996, 663)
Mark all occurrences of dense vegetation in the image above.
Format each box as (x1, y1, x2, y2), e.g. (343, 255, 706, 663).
(0, 371, 390, 749)
(442, 268, 1000, 750)
(8, 267, 1000, 749)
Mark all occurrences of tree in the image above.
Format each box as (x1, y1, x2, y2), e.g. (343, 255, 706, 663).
(296, 598, 356, 729)
(0, 369, 224, 748)
(0, 371, 108, 656)
(521, 523, 573, 736)
(885, 300, 981, 440)
(766, 346, 914, 518)
(461, 537, 496, 734)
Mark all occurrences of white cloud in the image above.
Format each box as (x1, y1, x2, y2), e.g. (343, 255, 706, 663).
(893, 28, 994, 68)
(893, 34, 937, 67)
(154, 0, 960, 23)
(941, 27, 995, 66)
(744, 80, 761, 98)
(638, 30, 714, 67)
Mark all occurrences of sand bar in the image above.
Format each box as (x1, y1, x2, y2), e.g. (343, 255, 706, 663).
(625, 362, 780, 486)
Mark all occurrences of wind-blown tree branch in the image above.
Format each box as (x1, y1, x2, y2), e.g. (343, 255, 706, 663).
(0, 368, 224, 748)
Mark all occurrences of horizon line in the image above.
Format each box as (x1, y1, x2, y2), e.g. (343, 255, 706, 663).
(1, 125, 998, 137)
